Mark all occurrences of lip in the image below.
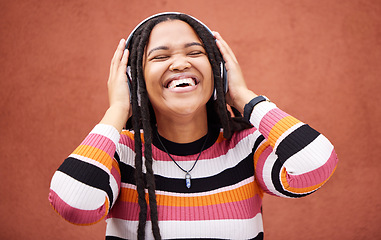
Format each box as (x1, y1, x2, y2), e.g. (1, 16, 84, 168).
(163, 73, 200, 88)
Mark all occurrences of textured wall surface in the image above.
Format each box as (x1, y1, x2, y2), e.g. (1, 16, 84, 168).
(1, 0, 380, 239)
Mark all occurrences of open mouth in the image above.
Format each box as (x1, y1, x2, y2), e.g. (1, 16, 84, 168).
(166, 78, 197, 89)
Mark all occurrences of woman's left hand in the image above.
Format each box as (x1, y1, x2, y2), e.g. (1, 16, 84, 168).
(213, 32, 257, 113)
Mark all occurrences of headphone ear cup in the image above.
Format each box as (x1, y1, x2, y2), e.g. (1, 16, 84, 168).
(213, 62, 228, 100)
(221, 62, 228, 94)
(126, 65, 141, 106)
(126, 65, 132, 98)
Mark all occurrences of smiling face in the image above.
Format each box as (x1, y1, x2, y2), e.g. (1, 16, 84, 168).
(143, 20, 214, 122)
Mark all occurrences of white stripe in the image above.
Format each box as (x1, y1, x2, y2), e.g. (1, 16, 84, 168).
(260, 148, 290, 198)
(50, 171, 107, 210)
(68, 154, 119, 206)
(109, 172, 120, 206)
(106, 213, 264, 239)
(283, 134, 334, 175)
(91, 124, 120, 146)
(118, 143, 136, 166)
(249, 101, 277, 129)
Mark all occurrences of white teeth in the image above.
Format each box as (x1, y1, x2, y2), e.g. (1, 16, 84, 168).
(167, 78, 196, 89)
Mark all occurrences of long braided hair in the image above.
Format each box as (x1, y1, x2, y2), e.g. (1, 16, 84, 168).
(126, 13, 252, 240)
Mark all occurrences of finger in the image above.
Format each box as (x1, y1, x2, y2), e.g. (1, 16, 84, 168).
(214, 32, 235, 59)
(121, 49, 129, 66)
(117, 49, 129, 74)
(213, 32, 238, 63)
(110, 39, 126, 73)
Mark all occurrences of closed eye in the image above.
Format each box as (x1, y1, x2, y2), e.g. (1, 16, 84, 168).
(188, 51, 205, 57)
(151, 55, 170, 61)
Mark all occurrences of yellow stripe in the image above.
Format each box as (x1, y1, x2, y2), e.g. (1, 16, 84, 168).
(72, 145, 113, 171)
(268, 116, 300, 147)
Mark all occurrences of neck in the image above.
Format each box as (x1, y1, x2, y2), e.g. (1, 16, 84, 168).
(155, 108, 208, 143)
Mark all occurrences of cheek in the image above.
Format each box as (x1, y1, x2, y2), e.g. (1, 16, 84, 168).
(143, 65, 158, 91)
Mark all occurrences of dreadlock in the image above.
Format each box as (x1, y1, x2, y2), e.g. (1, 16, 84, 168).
(126, 13, 252, 240)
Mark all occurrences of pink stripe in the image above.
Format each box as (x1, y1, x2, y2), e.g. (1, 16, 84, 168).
(49, 190, 107, 225)
(111, 163, 121, 190)
(254, 145, 277, 196)
(81, 133, 116, 157)
(109, 195, 262, 221)
(286, 149, 338, 189)
(152, 128, 256, 162)
(259, 108, 289, 139)
(119, 134, 135, 148)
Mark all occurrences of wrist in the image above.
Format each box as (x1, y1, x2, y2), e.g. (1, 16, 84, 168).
(243, 95, 269, 121)
(232, 90, 257, 113)
(100, 105, 130, 133)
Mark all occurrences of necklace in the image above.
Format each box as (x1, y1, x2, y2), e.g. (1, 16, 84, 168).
(156, 130, 209, 189)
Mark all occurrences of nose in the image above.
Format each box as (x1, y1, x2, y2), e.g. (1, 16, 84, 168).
(169, 55, 191, 71)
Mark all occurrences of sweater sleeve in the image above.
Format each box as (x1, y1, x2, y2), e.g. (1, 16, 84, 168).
(49, 124, 122, 225)
(250, 100, 338, 198)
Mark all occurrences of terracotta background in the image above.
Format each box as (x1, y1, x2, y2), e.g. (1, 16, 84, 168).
(1, 0, 380, 239)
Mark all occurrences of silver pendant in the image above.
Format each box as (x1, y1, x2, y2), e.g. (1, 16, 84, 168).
(185, 172, 191, 188)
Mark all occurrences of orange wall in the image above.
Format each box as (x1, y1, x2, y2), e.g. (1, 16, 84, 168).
(1, 0, 380, 239)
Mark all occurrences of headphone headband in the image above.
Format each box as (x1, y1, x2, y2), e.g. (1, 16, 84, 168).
(125, 12, 215, 49)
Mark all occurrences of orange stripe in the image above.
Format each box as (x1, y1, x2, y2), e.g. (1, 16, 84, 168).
(72, 145, 113, 170)
(120, 181, 262, 207)
(121, 131, 145, 144)
(253, 140, 270, 169)
(121, 130, 134, 140)
(268, 116, 300, 147)
(280, 165, 337, 194)
(111, 158, 121, 175)
(215, 132, 225, 143)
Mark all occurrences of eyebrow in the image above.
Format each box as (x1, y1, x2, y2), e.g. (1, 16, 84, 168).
(147, 42, 204, 57)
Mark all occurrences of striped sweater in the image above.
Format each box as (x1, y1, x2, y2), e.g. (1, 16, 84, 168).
(49, 100, 338, 240)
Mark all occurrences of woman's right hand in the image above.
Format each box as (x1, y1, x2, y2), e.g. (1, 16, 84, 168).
(100, 39, 131, 132)
(108, 39, 130, 112)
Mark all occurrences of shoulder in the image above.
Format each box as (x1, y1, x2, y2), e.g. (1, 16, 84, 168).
(214, 126, 260, 150)
(119, 129, 137, 148)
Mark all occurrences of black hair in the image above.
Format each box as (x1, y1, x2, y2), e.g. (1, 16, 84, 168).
(126, 13, 252, 240)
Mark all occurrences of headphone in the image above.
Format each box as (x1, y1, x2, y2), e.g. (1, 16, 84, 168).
(125, 12, 228, 99)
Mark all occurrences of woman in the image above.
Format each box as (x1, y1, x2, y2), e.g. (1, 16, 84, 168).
(49, 13, 338, 240)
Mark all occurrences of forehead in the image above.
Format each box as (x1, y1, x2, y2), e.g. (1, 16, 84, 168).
(146, 20, 202, 49)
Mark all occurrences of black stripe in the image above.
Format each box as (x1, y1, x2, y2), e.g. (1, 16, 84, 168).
(152, 124, 221, 156)
(114, 151, 121, 162)
(171, 232, 263, 240)
(275, 124, 320, 164)
(271, 124, 320, 197)
(253, 135, 265, 153)
(120, 153, 255, 193)
(58, 157, 114, 206)
(106, 232, 263, 240)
